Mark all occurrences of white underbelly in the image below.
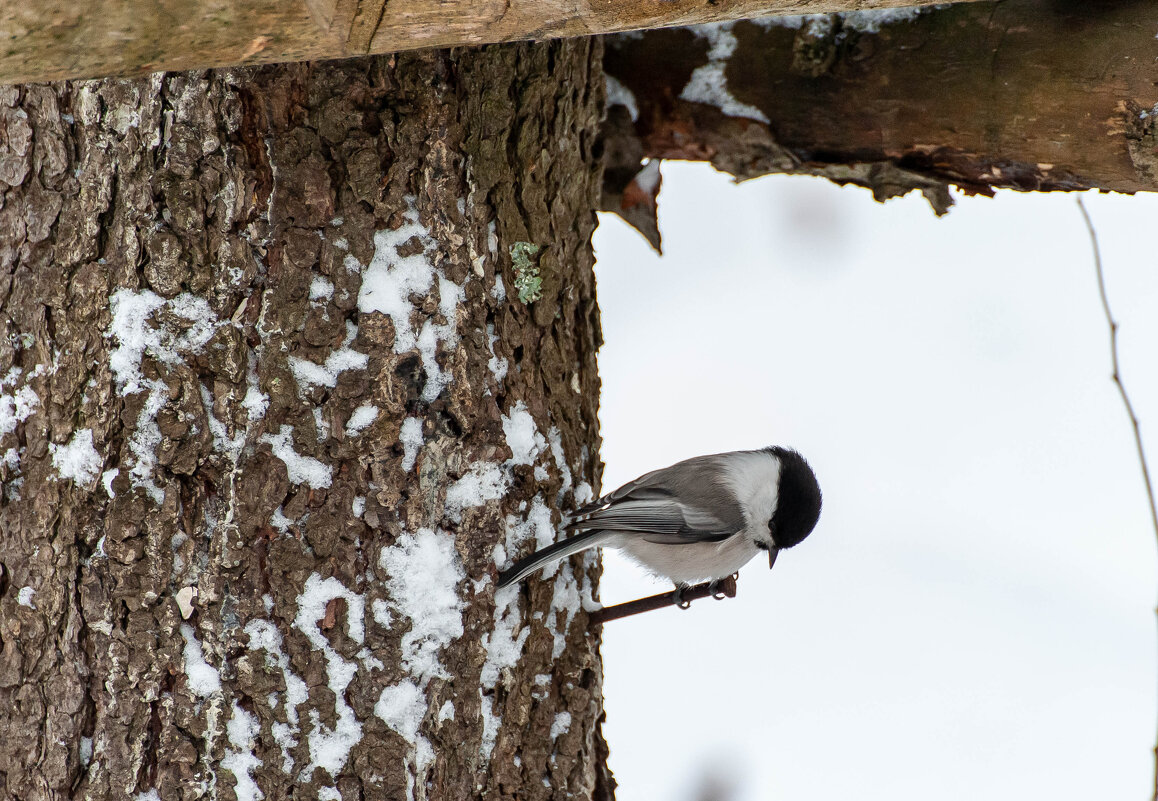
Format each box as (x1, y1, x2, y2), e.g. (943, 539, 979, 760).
(611, 534, 759, 586)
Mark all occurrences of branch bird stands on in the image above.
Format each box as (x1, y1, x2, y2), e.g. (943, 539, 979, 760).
(589, 573, 739, 625)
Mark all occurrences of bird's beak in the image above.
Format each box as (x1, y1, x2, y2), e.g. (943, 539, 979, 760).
(768, 547, 780, 570)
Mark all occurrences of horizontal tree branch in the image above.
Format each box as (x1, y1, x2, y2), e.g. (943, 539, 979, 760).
(589, 575, 739, 624)
(0, 0, 967, 85)
(600, 0, 1158, 245)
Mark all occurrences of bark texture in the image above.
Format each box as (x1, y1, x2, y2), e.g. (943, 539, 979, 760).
(600, 1, 1158, 244)
(0, 42, 610, 801)
(0, 0, 966, 86)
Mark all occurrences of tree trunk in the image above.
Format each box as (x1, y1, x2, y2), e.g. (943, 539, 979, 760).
(0, 41, 611, 801)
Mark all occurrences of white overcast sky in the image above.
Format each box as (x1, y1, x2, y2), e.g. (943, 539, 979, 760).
(592, 163, 1158, 801)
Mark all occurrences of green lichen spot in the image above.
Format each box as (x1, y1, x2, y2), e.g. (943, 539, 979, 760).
(509, 241, 543, 304)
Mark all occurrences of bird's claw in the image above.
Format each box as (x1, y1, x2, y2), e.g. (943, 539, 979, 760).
(709, 579, 727, 600)
(674, 587, 691, 610)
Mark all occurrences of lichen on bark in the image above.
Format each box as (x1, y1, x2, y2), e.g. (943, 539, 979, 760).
(0, 40, 611, 801)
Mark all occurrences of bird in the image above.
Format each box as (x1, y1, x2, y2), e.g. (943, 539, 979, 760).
(497, 446, 822, 590)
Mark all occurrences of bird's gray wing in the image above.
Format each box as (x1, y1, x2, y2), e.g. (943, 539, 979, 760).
(567, 455, 744, 544)
(571, 468, 674, 518)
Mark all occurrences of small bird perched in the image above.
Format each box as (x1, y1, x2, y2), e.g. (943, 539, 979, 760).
(498, 446, 822, 589)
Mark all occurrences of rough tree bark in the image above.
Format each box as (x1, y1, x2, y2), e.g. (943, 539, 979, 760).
(0, 42, 611, 801)
(600, 1, 1158, 247)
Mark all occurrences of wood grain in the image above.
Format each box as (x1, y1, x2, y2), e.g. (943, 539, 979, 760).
(599, 0, 1158, 231)
(0, 0, 970, 84)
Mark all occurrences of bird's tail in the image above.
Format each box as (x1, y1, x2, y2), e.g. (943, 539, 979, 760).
(497, 530, 610, 588)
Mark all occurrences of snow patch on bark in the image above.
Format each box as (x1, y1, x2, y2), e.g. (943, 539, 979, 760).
(180, 623, 222, 697)
(502, 401, 547, 465)
(261, 426, 333, 489)
(356, 198, 466, 402)
(243, 354, 268, 421)
(506, 497, 559, 576)
(547, 427, 573, 495)
(840, 8, 924, 32)
(495, 404, 594, 579)
(345, 404, 379, 435)
(50, 428, 103, 485)
(223, 700, 264, 801)
(17, 586, 35, 608)
(550, 711, 572, 740)
(485, 323, 508, 384)
(374, 528, 465, 800)
(574, 481, 595, 507)
(481, 587, 530, 689)
(126, 388, 167, 505)
(605, 75, 639, 121)
(0, 364, 45, 476)
(757, 7, 927, 33)
(480, 407, 580, 751)
(108, 290, 223, 505)
(479, 585, 530, 759)
(371, 598, 393, 629)
(293, 574, 366, 780)
(290, 322, 368, 393)
(550, 562, 582, 659)
(374, 680, 435, 799)
(309, 276, 334, 302)
(0, 380, 39, 436)
(378, 529, 465, 684)
(445, 462, 510, 522)
(579, 550, 602, 613)
(289, 347, 369, 390)
(109, 290, 219, 392)
(400, 416, 423, 472)
(680, 23, 770, 123)
(245, 620, 309, 773)
(270, 506, 295, 533)
(201, 385, 245, 461)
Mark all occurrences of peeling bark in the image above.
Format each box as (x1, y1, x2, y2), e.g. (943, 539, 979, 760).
(600, 1, 1158, 240)
(0, 42, 610, 801)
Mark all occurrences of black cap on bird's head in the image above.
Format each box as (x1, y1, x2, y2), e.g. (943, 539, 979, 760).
(767, 446, 822, 551)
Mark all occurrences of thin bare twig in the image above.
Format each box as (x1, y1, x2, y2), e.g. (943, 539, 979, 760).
(589, 574, 738, 625)
(1076, 196, 1158, 801)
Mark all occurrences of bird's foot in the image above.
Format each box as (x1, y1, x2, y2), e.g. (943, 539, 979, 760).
(673, 586, 692, 610)
(709, 579, 728, 600)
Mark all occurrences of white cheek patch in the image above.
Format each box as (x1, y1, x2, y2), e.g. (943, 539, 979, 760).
(720, 451, 782, 543)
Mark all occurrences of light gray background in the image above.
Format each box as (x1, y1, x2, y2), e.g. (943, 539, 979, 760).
(592, 164, 1158, 801)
